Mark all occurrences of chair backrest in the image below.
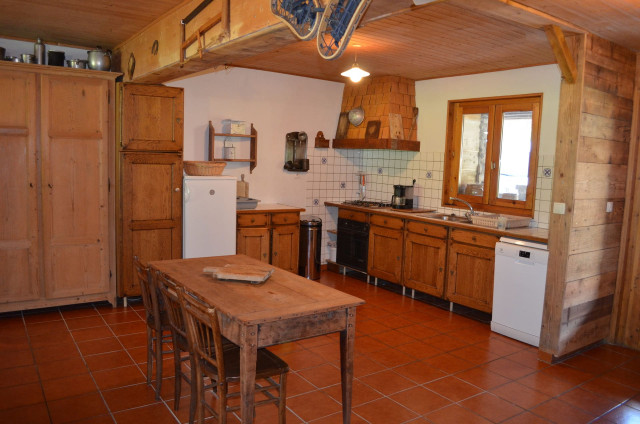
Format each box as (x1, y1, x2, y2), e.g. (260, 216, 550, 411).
(178, 287, 227, 383)
(133, 256, 162, 328)
(155, 272, 188, 342)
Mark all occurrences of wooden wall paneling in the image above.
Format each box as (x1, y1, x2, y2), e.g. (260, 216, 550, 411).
(574, 162, 627, 199)
(40, 75, 112, 299)
(550, 35, 636, 358)
(568, 224, 623, 254)
(611, 54, 640, 349)
(539, 34, 586, 359)
(564, 271, 617, 309)
(0, 69, 40, 303)
(577, 137, 629, 165)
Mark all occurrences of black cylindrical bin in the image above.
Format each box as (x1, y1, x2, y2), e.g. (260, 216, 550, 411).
(299, 216, 322, 280)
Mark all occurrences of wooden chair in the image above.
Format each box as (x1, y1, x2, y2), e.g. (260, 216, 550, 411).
(178, 287, 289, 424)
(154, 272, 196, 422)
(133, 256, 173, 399)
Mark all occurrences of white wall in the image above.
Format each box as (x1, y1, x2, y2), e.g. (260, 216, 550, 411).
(416, 65, 561, 156)
(168, 68, 344, 208)
(0, 38, 88, 62)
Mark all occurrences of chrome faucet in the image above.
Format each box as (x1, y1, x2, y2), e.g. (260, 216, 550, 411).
(449, 197, 475, 220)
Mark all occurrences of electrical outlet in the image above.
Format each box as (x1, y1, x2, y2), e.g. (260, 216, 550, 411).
(553, 202, 566, 215)
(606, 201, 613, 213)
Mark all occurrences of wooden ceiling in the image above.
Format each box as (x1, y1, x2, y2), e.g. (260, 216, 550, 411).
(0, 0, 638, 81)
(0, 0, 183, 49)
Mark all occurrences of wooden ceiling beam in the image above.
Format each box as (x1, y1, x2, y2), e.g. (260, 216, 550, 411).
(544, 25, 577, 83)
(446, 0, 587, 34)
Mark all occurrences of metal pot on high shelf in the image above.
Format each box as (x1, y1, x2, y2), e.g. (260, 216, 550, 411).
(87, 48, 111, 71)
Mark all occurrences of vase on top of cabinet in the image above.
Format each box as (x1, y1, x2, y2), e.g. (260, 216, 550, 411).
(116, 83, 184, 298)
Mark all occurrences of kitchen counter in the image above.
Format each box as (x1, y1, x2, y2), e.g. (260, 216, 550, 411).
(325, 201, 548, 243)
(237, 203, 305, 214)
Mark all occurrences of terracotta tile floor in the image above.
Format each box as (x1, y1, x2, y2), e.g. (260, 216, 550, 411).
(1, 270, 640, 423)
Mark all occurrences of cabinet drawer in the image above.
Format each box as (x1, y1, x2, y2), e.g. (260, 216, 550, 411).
(406, 220, 448, 239)
(450, 228, 499, 248)
(237, 213, 269, 227)
(271, 212, 299, 225)
(338, 209, 367, 223)
(370, 214, 404, 230)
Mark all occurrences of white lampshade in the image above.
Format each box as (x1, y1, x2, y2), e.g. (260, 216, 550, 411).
(341, 63, 370, 83)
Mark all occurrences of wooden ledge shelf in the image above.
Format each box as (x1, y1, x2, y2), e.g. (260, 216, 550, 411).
(332, 138, 420, 151)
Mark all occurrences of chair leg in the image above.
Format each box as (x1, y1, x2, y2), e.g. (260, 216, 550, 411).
(189, 355, 197, 424)
(146, 327, 153, 385)
(278, 372, 287, 424)
(155, 330, 163, 400)
(195, 364, 205, 424)
(172, 336, 181, 410)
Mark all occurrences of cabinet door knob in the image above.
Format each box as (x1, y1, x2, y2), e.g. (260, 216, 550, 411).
(174, 187, 180, 192)
(251, 218, 255, 223)
(472, 236, 477, 242)
(273, 251, 278, 257)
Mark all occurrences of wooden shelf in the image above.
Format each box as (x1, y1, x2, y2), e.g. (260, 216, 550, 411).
(208, 121, 258, 173)
(332, 138, 420, 151)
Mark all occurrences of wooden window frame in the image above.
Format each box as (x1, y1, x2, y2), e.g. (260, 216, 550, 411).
(443, 93, 542, 217)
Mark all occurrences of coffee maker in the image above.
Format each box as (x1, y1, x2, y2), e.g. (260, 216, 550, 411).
(391, 180, 415, 209)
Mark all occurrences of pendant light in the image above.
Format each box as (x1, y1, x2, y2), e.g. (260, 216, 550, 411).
(341, 53, 369, 83)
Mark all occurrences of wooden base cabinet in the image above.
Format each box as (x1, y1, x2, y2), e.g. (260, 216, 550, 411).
(445, 229, 499, 313)
(0, 63, 117, 312)
(236, 208, 303, 273)
(368, 214, 404, 283)
(403, 221, 448, 297)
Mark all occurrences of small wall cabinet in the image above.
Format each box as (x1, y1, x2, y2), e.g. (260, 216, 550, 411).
(208, 121, 257, 173)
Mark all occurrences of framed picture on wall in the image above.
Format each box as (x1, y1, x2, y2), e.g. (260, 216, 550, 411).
(335, 112, 349, 139)
(365, 120, 380, 139)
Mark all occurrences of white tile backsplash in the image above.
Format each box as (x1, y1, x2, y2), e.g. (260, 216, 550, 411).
(306, 147, 553, 263)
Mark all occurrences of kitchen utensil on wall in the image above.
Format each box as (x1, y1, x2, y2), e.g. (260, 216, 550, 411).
(348, 106, 364, 126)
(34, 38, 45, 64)
(87, 47, 111, 71)
(47, 50, 65, 66)
(284, 131, 309, 171)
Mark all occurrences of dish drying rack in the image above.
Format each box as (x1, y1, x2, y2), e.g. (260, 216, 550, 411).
(471, 214, 532, 229)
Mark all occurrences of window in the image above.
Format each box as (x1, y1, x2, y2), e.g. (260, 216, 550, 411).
(443, 94, 542, 217)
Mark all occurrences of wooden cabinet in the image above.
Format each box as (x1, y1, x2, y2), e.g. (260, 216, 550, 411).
(403, 221, 448, 297)
(445, 228, 499, 313)
(0, 63, 116, 312)
(236, 208, 302, 273)
(368, 214, 404, 283)
(116, 83, 184, 297)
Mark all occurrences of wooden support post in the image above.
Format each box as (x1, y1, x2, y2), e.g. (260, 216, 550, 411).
(545, 25, 578, 83)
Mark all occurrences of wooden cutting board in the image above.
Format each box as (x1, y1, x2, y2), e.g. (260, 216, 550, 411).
(203, 264, 274, 284)
(237, 174, 249, 198)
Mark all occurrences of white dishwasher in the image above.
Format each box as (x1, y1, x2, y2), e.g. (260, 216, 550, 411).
(491, 237, 549, 347)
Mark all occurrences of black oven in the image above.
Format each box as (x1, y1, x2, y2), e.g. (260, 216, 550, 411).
(336, 218, 369, 272)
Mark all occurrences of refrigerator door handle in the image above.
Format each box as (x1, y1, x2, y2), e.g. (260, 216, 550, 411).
(184, 183, 190, 203)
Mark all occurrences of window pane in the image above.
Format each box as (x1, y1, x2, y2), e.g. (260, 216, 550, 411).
(498, 111, 533, 201)
(457, 113, 488, 197)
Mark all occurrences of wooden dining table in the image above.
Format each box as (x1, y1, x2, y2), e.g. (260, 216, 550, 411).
(149, 254, 365, 423)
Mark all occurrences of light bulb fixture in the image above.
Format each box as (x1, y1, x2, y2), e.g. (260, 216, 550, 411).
(341, 54, 369, 83)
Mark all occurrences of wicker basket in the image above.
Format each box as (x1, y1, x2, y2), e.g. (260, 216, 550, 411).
(183, 161, 226, 176)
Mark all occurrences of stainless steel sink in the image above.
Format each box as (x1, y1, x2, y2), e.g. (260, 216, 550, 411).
(416, 213, 471, 223)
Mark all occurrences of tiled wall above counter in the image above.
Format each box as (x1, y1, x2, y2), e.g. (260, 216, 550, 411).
(305, 147, 554, 264)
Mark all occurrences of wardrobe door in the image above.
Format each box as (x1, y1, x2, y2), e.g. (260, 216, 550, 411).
(0, 69, 39, 302)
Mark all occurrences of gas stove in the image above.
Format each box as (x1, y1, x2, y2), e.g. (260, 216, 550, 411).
(342, 200, 392, 208)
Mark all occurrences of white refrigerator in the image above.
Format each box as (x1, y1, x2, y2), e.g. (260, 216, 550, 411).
(183, 175, 236, 259)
